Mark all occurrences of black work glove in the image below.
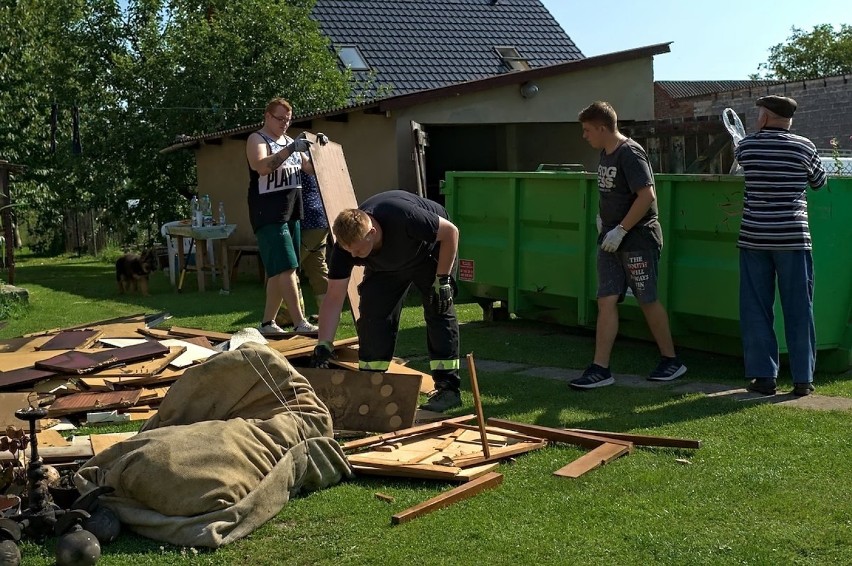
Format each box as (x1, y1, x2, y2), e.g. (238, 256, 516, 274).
(431, 274, 455, 315)
(316, 132, 330, 145)
(310, 341, 335, 368)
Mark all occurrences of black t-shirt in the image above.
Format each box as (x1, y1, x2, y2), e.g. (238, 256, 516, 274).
(328, 190, 447, 279)
(597, 139, 662, 250)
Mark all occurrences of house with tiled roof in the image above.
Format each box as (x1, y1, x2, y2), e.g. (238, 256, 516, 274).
(311, 0, 583, 98)
(162, 0, 670, 251)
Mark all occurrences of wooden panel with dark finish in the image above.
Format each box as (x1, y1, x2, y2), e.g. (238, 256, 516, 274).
(37, 330, 102, 351)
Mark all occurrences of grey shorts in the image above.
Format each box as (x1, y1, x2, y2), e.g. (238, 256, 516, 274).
(597, 248, 660, 304)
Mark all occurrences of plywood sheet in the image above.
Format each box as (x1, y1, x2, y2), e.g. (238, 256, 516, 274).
(299, 367, 421, 433)
(307, 134, 363, 321)
(0, 392, 36, 429)
(0, 350, 70, 372)
(90, 432, 137, 455)
(0, 367, 58, 390)
(0, 335, 52, 354)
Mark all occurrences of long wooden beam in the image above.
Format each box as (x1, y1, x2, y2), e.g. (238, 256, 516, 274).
(565, 428, 701, 449)
(391, 472, 503, 525)
(486, 419, 633, 449)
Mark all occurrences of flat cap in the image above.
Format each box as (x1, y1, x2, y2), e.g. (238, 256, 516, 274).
(756, 95, 797, 118)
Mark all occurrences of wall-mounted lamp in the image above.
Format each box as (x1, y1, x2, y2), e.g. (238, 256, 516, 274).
(520, 81, 539, 99)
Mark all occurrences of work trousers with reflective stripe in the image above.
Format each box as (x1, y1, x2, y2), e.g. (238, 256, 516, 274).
(357, 257, 460, 391)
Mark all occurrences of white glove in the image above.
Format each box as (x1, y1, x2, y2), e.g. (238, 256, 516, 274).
(601, 225, 628, 252)
(596, 214, 602, 234)
(287, 132, 313, 153)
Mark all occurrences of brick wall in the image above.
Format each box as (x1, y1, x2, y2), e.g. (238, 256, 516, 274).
(653, 84, 695, 120)
(670, 75, 852, 151)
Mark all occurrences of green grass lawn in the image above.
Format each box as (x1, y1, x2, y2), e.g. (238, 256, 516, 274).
(4, 253, 852, 565)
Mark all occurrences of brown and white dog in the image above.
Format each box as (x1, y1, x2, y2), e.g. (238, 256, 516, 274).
(116, 250, 158, 296)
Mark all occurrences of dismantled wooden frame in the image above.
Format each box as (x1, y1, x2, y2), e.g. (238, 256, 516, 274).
(342, 415, 547, 482)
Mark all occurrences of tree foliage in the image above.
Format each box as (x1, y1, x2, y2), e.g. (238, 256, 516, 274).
(756, 24, 852, 80)
(0, 0, 348, 252)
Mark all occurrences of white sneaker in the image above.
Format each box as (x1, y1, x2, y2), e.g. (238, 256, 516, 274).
(258, 321, 286, 336)
(293, 319, 319, 333)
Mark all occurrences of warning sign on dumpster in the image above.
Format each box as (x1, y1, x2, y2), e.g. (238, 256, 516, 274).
(459, 259, 475, 281)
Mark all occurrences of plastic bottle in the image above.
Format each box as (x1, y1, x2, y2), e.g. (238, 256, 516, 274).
(218, 201, 226, 225)
(201, 194, 213, 227)
(190, 196, 200, 227)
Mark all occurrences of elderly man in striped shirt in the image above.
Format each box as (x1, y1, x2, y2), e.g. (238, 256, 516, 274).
(734, 95, 827, 396)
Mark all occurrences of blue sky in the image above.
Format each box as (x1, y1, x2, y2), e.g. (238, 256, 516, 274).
(540, 0, 850, 80)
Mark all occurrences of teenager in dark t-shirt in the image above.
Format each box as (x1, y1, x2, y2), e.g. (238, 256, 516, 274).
(570, 101, 686, 390)
(310, 190, 463, 413)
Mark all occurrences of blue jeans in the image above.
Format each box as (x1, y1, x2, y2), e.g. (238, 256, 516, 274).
(739, 249, 815, 383)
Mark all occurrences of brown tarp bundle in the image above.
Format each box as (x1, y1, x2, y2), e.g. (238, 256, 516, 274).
(74, 342, 353, 548)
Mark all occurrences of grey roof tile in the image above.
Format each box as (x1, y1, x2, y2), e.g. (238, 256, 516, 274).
(311, 0, 583, 97)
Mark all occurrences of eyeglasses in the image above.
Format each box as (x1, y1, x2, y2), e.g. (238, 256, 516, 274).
(269, 114, 291, 123)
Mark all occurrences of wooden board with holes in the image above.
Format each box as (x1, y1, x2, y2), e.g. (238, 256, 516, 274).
(299, 367, 421, 433)
(329, 357, 434, 394)
(306, 134, 363, 321)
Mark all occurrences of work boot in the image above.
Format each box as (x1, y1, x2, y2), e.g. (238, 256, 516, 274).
(792, 382, 815, 396)
(746, 378, 777, 395)
(420, 389, 462, 412)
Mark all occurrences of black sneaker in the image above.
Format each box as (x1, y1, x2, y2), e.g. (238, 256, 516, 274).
(569, 364, 614, 390)
(746, 378, 777, 395)
(648, 357, 687, 381)
(792, 382, 815, 396)
(420, 389, 462, 412)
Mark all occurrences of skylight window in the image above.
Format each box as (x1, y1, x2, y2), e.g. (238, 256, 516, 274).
(338, 45, 370, 71)
(495, 46, 530, 72)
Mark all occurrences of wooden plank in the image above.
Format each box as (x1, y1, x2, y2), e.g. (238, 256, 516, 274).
(553, 442, 632, 478)
(90, 346, 184, 378)
(0, 335, 52, 353)
(341, 415, 475, 451)
(299, 367, 421, 433)
(0, 367, 58, 390)
(566, 428, 702, 449)
(391, 472, 503, 525)
(465, 353, 490, 459)
(167, 326, 233, 342)
(270, 336, 360, 359)
(486, 418, 633, 449)
(0, 350, 71, 372)
(307, 134, 364, 321)
(136, 327, 175, 340)
(449, 440, 547, 468)
(352, 461, 499, 482)
(451, 423, 545, 444)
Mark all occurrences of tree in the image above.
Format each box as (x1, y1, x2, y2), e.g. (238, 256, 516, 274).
(0, 0, 349, 252)
(756, 24, 852, 80)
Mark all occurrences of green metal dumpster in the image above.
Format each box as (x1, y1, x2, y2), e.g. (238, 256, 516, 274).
(443, 171, 852, 372)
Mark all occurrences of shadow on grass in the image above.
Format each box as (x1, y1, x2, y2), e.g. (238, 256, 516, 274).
(12, 258, 269, 328)
(395, 314, 850, 436)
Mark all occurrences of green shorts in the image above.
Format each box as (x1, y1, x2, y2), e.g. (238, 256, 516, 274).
(256, 220, 301, 277)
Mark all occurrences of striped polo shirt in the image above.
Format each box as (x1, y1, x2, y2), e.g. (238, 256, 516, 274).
(734, 127, 827, 250)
